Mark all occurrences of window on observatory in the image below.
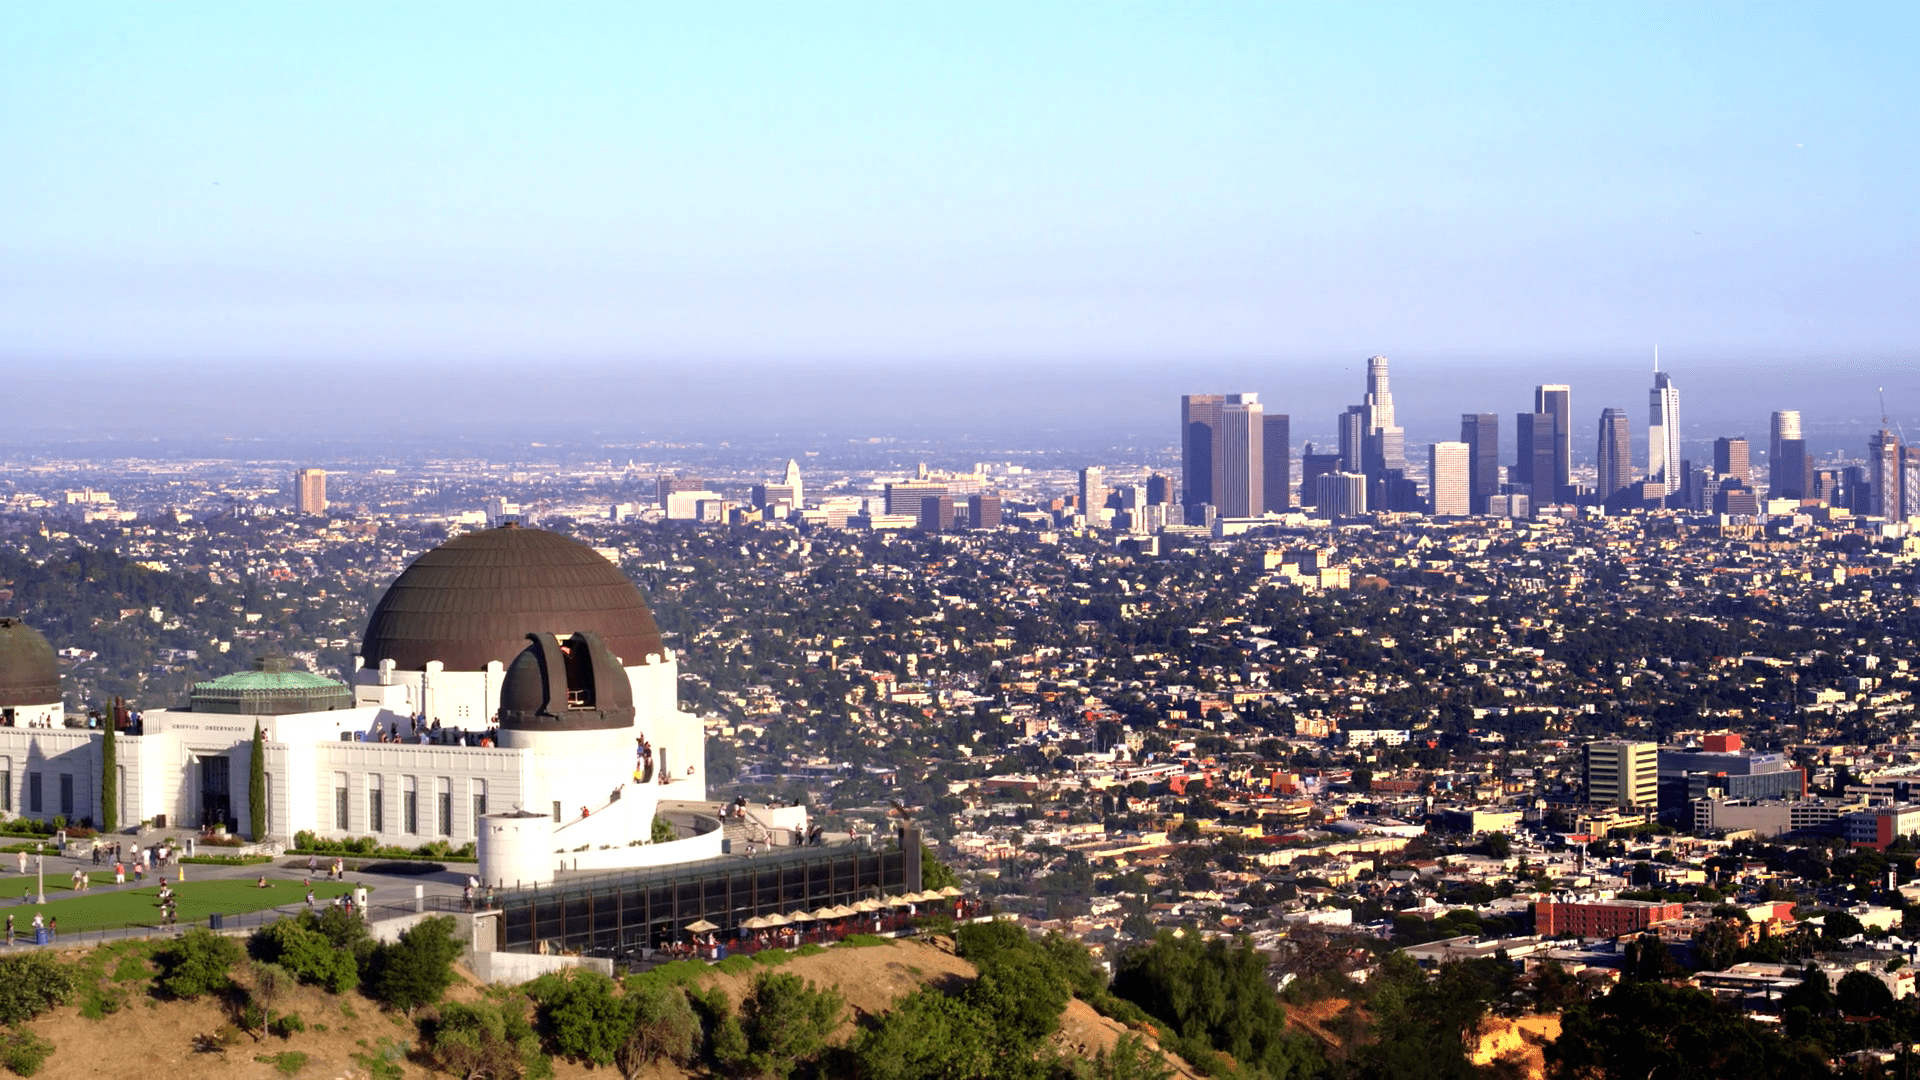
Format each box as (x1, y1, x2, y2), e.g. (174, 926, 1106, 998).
(404, 776, 419, 835)
(28, 772, 40, 814)
(334, 773, 349, 831)
(368, 775, 384, 833)
(59, 774, 73, 818)
(437, 778, 452, 837)
(471, 780, 487, 834)
(0, 758, 9, 812)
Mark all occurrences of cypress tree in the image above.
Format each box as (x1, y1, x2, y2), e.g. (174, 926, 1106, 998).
(249, 721, 267, 839)
(100, 711, 118, 832)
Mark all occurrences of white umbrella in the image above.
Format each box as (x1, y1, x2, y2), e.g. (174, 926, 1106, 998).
(685, 918, 719, 933)
(785, 909, 816, 923)
(937, 886, 961, 898)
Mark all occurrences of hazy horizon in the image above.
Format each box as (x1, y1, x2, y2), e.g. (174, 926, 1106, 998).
(6, 352, 1917, 470)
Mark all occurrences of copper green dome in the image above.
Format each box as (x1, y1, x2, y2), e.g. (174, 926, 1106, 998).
(192, 656, 351, 715)
(0, 617, 61, 707)
(359, 525, 666, 673)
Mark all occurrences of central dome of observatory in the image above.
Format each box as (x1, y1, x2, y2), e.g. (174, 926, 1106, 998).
(359, 525, 666, 673)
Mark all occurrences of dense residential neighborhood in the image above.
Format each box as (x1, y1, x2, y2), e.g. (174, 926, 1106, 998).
(6, 451, 1920, 1077)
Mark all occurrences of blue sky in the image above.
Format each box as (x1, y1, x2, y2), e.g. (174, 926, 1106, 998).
(2, 3, 1915, 376)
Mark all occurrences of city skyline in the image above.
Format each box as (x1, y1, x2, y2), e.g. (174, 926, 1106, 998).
(1172, 353, 1920, 520)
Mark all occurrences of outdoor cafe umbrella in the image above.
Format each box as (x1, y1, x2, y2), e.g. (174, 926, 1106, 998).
(761, 912, 790, 926)
(853, 898, 883, 913)
(784, 909, 816, 923)
(741, 915, 770, 930)
(937, 886, 962, 898)
(810, 905, 838, 919)
(685, 919, 719, 933)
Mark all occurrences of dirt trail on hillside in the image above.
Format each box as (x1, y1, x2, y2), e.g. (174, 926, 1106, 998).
(1469, 1014, 1562, 1080)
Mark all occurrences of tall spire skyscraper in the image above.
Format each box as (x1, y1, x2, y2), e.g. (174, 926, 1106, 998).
(1354, 355, 1406, 477)
(1364, 355, 1395, 430)
(1870, 428, 1902, 518)
(1647, 357, 1681, 495)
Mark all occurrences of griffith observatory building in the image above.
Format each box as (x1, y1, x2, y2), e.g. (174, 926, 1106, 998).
(0, 525, 739, 885)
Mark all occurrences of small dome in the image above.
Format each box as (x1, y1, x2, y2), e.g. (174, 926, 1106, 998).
(360, 525, 666, 673)
(0, 617, 61, 707)
(498, 631, 635, 732)
(192, 656, 352, 715)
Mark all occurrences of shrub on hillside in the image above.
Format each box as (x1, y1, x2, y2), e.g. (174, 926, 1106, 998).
(620, 980, 699, 1077)
(1113, 930, 1320, 1080)
(367, 916, 462, 1014)
(0, 1026, 55, 1077)
(526, 970, 630, 1068)
(852, 987, 997, 1080)
(721, 971, 843, 1080)
(0, 954, 74, 1025)
(422, 1001, 549, 1080)
(247, 903, 366, 991)
(157, 928, 245, 1000)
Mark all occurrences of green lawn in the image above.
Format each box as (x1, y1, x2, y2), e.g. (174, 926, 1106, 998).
(0, 870, 120, 901)
(2, 877, 361, 934)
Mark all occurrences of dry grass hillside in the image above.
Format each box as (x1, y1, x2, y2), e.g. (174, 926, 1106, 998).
(17, 936, 1195, 1080)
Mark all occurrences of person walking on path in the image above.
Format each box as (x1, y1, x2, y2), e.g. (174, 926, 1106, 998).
(5, 914, 12, 946)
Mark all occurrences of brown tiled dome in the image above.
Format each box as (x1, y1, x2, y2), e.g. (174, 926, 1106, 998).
(359, 526, 666, 672)
(0, 617, 60, 706)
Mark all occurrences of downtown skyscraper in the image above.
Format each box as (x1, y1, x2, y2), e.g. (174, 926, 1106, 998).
(1769, 410, 1809, 500)
(1460, 413, 1500, 514)
(1428, 442, 1470, 516)
(1357, 355, 1406, 478)
(1596, 407, 1632, 505)
(1534, 384, 1572, 499)
(1514, 412, 1557, 500)
(1870, 427, 1902, 519)
(1648, 366, 1682, 496)
(1180, 394, 1224, 520)
(1261, 413, 1291, 513)
(1216, 395, 1265, 518)
(1180, 391, 1268, 520)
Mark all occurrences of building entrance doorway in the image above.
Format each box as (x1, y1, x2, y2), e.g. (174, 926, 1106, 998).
(198, 755, 234, 831)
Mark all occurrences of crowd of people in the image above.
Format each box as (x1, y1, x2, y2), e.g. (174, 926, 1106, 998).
(366, 713, 499, 747)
